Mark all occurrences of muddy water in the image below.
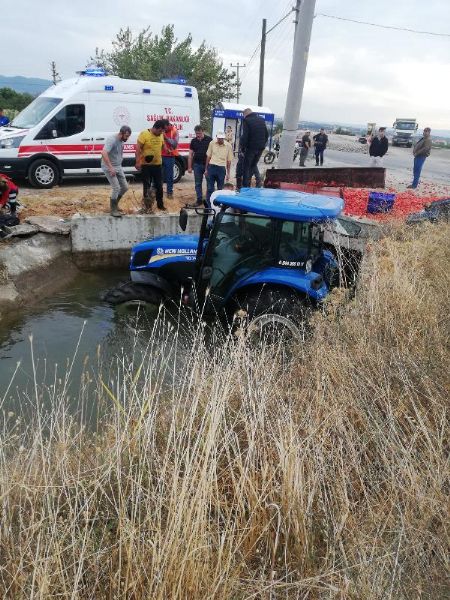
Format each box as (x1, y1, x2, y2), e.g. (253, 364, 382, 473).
(0, 271, 193, 421)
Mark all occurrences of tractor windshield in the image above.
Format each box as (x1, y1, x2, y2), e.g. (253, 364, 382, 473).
(278, 220, 321, 267)
(206, 213, 275, 301)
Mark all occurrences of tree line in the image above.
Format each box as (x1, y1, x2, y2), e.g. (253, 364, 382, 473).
(0, 88, 34, 112)
(92, 25, 235, 128)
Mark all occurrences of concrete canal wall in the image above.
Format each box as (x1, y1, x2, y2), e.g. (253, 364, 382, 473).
(71, 213, 202, 267)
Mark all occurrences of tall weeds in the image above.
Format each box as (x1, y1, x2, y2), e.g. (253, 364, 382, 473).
(0, 224, 448, 599)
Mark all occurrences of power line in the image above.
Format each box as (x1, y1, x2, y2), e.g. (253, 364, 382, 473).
(316, 13, 450, 37)
(240, 6, 294, 87)
(266, 7, 294, 35)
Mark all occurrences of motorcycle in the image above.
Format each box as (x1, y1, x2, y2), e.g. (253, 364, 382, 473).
(263, 141, 301, 164)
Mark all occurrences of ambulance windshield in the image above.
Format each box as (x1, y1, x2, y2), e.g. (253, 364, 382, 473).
(12, 97, 62, 129)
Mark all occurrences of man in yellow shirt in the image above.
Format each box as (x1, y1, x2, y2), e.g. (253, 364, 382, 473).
(136, 120, 167, 211)
(204, 131, 233, 207)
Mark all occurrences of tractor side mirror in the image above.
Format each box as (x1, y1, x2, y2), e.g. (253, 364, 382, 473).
(201, 266, 213, 280)
(179, 208, 188, 231)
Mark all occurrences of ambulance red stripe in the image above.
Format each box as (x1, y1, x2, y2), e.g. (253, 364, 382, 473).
(18, 142, 191, 156)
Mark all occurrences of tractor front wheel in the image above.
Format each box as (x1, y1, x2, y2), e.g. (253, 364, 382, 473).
(102, 281, 164, 306)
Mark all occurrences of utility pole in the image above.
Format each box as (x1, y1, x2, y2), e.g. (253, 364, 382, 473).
(278, 0, 316, 168)
(230, 62, 246, 103)
(257, 19, 267, 106)
(50, 61, 60, 85)
(257, 7, 295, 107)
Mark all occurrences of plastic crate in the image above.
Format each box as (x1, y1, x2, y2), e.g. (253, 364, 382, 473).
(367, 192, 396, 214)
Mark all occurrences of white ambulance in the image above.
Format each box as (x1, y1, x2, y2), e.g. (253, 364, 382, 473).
(0, 69, 200, 188)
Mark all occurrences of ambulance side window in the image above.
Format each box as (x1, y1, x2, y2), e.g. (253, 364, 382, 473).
(35, 104, 85, 139)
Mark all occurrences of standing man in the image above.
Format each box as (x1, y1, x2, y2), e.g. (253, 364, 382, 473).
(369, 127, 388, 167)
(313, 128, 329, 166)
(241, 108, 268, 187)
(0, 109, 9, 127)
(188, 125, 212, 206)
(135, 120, 166, 212)
(408, 127, 432, 189)
(101, 125, 132, 217)
(236, 137, 262, 189)
(299, 131, 311, 167)
(161, 119, 179, 200)
(204, 132, 233, 207)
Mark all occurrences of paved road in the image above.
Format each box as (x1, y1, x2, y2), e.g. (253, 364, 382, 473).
(290, 144, 449, 186)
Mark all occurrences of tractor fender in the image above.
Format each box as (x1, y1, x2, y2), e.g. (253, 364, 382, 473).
(130, 270, 175, 295)
(226, 267, 329, 303)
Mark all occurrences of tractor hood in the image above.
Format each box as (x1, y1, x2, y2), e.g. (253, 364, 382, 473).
(130, 233, 200, 270)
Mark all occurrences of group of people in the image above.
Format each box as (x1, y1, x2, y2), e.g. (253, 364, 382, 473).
(101, 108, 269, 216)
(368, 126, 432, 188)
(100, 112, 434, 216)
(298, 128, 329, 167)
(101, 119, 180, 217)
(187, 108, 268, 207)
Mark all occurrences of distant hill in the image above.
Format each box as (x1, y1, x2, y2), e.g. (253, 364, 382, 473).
(0, 75, 51, 96)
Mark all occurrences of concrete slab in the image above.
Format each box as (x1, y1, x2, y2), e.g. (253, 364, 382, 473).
(0, 233, 71, 279)
(25, 216, 71, 235)
(3, 223, 39, 238)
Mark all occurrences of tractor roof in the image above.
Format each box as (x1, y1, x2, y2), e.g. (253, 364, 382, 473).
(213, 188, 343, 222)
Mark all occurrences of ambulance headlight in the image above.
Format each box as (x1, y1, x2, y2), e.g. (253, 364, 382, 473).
(1, 136, 25, 149)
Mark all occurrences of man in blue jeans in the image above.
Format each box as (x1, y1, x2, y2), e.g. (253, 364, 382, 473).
(204, 131, 233, 207)
(408, 127, 432, 189)
(188, 125, 212, 206)
(161, 120, 179, 199)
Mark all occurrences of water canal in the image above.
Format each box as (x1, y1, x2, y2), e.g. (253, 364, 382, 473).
(0, 271, 197, 421)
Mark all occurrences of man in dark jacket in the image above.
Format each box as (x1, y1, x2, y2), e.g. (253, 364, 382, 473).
(313, 128, 328, 165)
(240, 108, 268, 187)
(407, 127, 432, 189)
(299, 131, 311, 166)
(369, 127, 388, 167)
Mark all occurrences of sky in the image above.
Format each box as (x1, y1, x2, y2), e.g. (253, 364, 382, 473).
(2, 0, 450, 129)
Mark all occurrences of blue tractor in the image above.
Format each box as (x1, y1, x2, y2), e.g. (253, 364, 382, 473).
(104, 188, 345, 337)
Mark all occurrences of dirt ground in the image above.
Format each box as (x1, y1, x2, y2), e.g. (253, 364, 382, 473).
(18, 177, 195, 219)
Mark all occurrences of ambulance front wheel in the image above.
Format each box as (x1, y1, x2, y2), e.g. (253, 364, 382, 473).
(28, 159, 60, 189)
(173, 158, 184, 184)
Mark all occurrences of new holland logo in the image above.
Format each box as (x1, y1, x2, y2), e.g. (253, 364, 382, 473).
(156, 248, 196, 255)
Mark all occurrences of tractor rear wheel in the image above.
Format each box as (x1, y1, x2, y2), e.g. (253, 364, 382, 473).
(102, 282, 164, 306)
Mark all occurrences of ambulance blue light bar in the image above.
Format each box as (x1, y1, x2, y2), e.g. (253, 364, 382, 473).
(82, 67, 107, 77)
(161, 77, 187, 85)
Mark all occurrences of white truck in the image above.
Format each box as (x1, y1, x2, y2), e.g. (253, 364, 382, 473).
(392, 118, 418, 147)
(0, 68, 200, 188)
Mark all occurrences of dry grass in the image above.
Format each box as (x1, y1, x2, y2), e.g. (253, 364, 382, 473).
(0, 224, 449, 599)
